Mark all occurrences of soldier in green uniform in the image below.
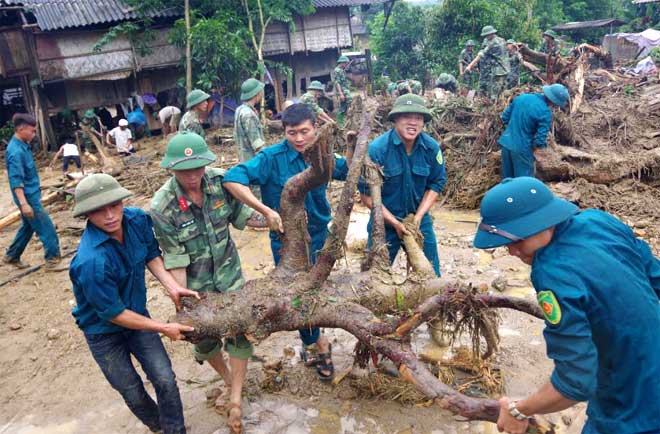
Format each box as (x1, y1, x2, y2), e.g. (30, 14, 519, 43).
(396, 79, 423, 96)
(333, 55, 352, 124)
(435, 73, 458, 94)
(150, 132, 257, 434)
(506, 39, 523, 89)
(234, 78, 266, 163)
(386, 81, 398, 97)
(458, 40, 477, 89)
(540, 29, 560, 56)
(300, 81, 335, 124)
(179, 89, 210, 138)
(465, 26, 510, 102)
(79, 109, 104, 152)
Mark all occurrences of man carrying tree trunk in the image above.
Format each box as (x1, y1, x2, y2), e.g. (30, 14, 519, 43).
(222, 103, 349, 382)
(150, 132, 258, 434)
(3, 113, 61, 270)
(473, 176, 660, 434)
(69, 174, 196, 434)
(300, 80, 335, 125)
(358, 94, 446, 276)
(334, 55, 352, 125)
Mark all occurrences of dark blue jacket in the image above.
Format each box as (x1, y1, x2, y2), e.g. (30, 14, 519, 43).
(359, 129, 446, 218)
(498, 93, 552, 158)
(532, 209, 660, 433)
(69, 207, 162, 334)
(5, 136, 41, 206)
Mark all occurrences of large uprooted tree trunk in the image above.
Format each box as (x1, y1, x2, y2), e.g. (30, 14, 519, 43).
(175, 98, 556, 433)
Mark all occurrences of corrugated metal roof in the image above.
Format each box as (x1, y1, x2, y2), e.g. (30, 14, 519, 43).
(3, 0, 180, 31)
(632, 0, 660, 3)
(551, 18, 626, 31)
(313, 0, 386, 7)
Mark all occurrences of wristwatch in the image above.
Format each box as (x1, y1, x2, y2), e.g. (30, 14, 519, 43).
(508, 401, 531, 421)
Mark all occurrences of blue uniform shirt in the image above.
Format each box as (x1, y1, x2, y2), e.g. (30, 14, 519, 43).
(69, 207, 162, 335)
(5, 136, 42, 206)
(223, 139, 348, 249)
(531, 209, 660, 433)
(498, 93, 552, 158)
(358, 130, 447, 217)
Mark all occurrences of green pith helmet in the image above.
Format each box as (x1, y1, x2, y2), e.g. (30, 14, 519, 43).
(160, 131, 216, 170)
(308, 80, 325, 91)
(337, 55, 349, 64)
(466, 40, 476, 47)
(73, 174, 132, 217)
(506, 39, 517, 45)
(473, 177, 578, 249)
(542, 83, 570, 109)
(481, 25, 497, 37)
(388, 94, 431, 122)
(437, 73, 454, 85)
(543, 29, 558, 39)
(83, 109, 96, 119)
(240, 78, 265, 101)
(186, 89, 210, 109)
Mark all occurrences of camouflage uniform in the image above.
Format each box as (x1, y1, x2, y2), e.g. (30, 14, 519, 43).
(478, 36, 510, 101)
(459, 49, 477, 89)
(150, 167, 254, 360)
(386, 82, 397, 97)
(507, 51, 522, 89)
(299, 91, 323, 117)
(397, 79, 423, 96)
(178, 110, 205, 138)
(333, 66, 352, 115)
(79, 116, 100, 152)
(233, 103, 265, 163)
(540, 40, 560, 56)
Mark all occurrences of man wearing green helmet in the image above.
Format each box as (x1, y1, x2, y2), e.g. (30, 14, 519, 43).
(150, 132, 257, 433)
(333, 55, 352, 124)
(179, 89, 210, 138)
(396, 79, 423, 96)
(300, 81, 335, 124)
(473, 176, 660, 434)
(358, 94, 446, 276)
(498, 83, 569, 178)
(465, 26, 510, 102)
(69, 173, 198, 434)
(234, 78, 266, 164)
(78, 108, 104, 152)
(540, 29, 560, 56)
(435, 73, 458, 94)
(506, 39, 522, 89)
(458, 40, 478, 90)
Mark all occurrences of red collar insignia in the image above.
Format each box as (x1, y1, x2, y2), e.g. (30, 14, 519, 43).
(178, 196, 189, 212)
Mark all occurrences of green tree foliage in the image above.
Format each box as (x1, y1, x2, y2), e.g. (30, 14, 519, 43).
(370, 2, 431, 82)
(425, 0, 538, 76)
(170, 9, 254, 94)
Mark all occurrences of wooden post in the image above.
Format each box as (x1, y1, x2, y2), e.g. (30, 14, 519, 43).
(365, 48, 373, 97)
(184, 0, 192, 94)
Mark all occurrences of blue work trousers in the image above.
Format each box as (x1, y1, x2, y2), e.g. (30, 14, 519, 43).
(6, 202, 60, 261)
(368, 213, 441, 277)
(271, 231, 324, 346)
(84, 329, 186, 434)
(501, 147, 535, 179)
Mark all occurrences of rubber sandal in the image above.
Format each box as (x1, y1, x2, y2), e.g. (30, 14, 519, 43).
(300, 344, 320, 367)
(316, 351, 335, 381)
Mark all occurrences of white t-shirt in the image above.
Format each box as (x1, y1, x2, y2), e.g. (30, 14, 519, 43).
(158, 106, 181, 123)
(62, 143, 79, 157)
(109, 127, 133, 153)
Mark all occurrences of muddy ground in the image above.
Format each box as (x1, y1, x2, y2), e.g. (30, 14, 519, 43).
(0, 133, 598, 434)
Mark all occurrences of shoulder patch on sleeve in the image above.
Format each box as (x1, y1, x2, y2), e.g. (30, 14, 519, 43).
(537, 290, 562, 325)
(436, 150, 444, 165)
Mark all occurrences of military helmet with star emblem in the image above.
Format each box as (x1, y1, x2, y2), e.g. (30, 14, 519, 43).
(73, 174, 132, 217)
(160, 131, 217, 171)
